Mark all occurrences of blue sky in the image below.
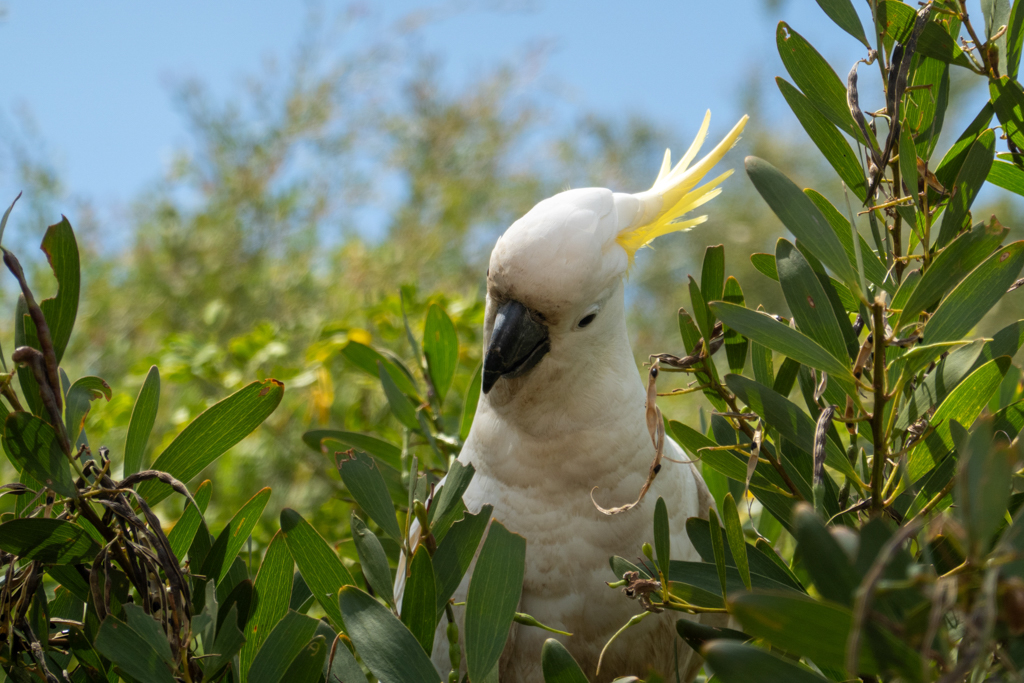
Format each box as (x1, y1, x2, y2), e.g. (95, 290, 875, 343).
(0, 2, 866, 222)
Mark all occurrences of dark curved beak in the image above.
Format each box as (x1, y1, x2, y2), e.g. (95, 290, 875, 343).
(483, 300, 549, 394)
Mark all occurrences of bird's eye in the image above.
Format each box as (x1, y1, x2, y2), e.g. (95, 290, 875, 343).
(578, 313, 597, 328)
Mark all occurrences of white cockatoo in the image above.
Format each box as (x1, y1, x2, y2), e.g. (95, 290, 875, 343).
(408, 111, 748, 682)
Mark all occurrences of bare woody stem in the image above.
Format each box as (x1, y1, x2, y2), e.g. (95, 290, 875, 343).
(870, 297, 889, 513)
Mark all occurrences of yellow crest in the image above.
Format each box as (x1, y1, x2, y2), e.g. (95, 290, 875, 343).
(616, 111, 749, 261)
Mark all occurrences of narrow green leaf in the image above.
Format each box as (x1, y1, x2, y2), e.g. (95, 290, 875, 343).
(342, 340, 419, 397)
(248, 610, 320, 683)
(1008, 0, 1024, 79)
(777, 78, 867, 200)
(653, 497, 670, 575)
(434, 505, 493, 615)
(729, 592, 917, 676)
(401, 545, 437, 655)
(378, 360, 420, 430)
(280, 507, 354, 630)
(0, 192, 20, 252)
(776, 239, 849, 365)
(993, 76, 1024, 152)
(460, 362, 482, 442)
(280, 636, 328, 683)
(701, 244, 725, 304)
(710, 302, 854, 381)
(988, 158, 1024, 195)
(351, 513, 394, 608)
(541, 639, 589, 683)
(240, 531, 294, 683)
(3, 411, 75, 498)
(340, 585, 442, 683)
(63, 376, 111, 448)
(924, 241, 1024, 346)
(204, 604, 246, 677)
(727, 375, 859, 483)
(167, 480, 212, 560)
(936, 129, 995, 247)
(898, 219, 1007, 329)
(678, 308, 728, 411)
(0, 518, 99, 564)
(203, 487, 271, 583)
(423, 304, 459, 402)
(816, 0, 869, 46)
(337, 450, 403, 543)
(94, 616, 176, 683)
(465, 521, 526, 683)
(38, 218, 80, 365)
(430, 460, 476, 543)
(792, 504, 860, 605)
(746, 157, 859, 293)
(751, 341, 774, 387)
(935, 103, 995, 190)
(686, 518, 803, 591)
(302, 429, 401, 470)
(688, 276, 715, 347)
(13, 294, 41, 416)
(123, 365, 160, 477)
(955, 417, 1010, 559)
(804, 190, 893, 295)
(777, 23, 863, 141)
(722, 494, 751, 590)
(707, 508, 728, 600)
(750, 252, 779, 281)
(722, 277, 749, 373)
(122, 603, 174, 665)
(899, 120, 919, 207)
(876, 1, 971, 66)
(139, 378, 283, 505)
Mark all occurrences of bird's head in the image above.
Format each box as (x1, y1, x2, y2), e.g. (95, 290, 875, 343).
(482, 111, 748, 396)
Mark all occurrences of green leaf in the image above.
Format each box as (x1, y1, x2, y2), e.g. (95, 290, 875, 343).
(936, 129, 995, 247)
(751, 341, 774, 387)
(1008, 0, 1024, 79)
(122, 603, 174, 665)
(541, 638, 589, 683)
(203, 487, 271, 583)
(776, 239, 850, 365)
(337, 450, 403, 543)
(167, 480, 212, 560)
(424, 304, 459, 402)
(13, 294, 41, 416)
(430, 460, 476, 543)
(669, 420, 789, 495)
(204, 603, 246, 677)
(877, 1, 971, 66)
(728, 592, 915, 676)
(248, 610, 320, 683)
(993, 76, 1024, 151)
(804, 190, 893, 295)
(704, 638, 831, 679)
(708, 508, 728, 600)
(722, 277, 749, 373)
(777, 78, 867, 200)
(816, 0, 869, 46)
(3, 411, 75, 498)
(777, 23, 863, 141)
(0, 518, 99, 564)
(746, 157, 859, 293)
(240, 531, 294, 683)
(280, 507, 354, 630)
(94, 616, 176, 683)
(302, 429, 402, 470)
(988, 158, 1024, 195)
(351, 513, 395, 608)
(898, 219, 1008, 329)
(434, 505, 493, 615)
(954, 417, 1010, 558)
(653, 497, 670, 575)
(678, 308, 729, 411)
(685, 517, 804, 591)
(924, 241, 1024, 347)
(123, 365, 160, 477)
(750, 253, 779, 281)
(935, 103, 995, 190)
(139, 378, 283, 505)
(722, 494, 750, 590)
(63, 376, 110, 448)
(688, 276, 715, 347)
(792, 504, 861, 606)
(401, 546, 437, 655)
(281, 636, 329, 683)
(701, 244, 725, 304)
(465, 521, 526, 683)
(340, 585, 442, 683)
(378, 360, 421, 430)
(38, 218, 80, 366)
(460, 362, 482, 442)
(711, 302, 854, 382)
(899, 119, 919, 208)
(342, 340, 419, 397)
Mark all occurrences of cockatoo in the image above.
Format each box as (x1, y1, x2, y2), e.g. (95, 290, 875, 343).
(409, 111, 748, 682)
